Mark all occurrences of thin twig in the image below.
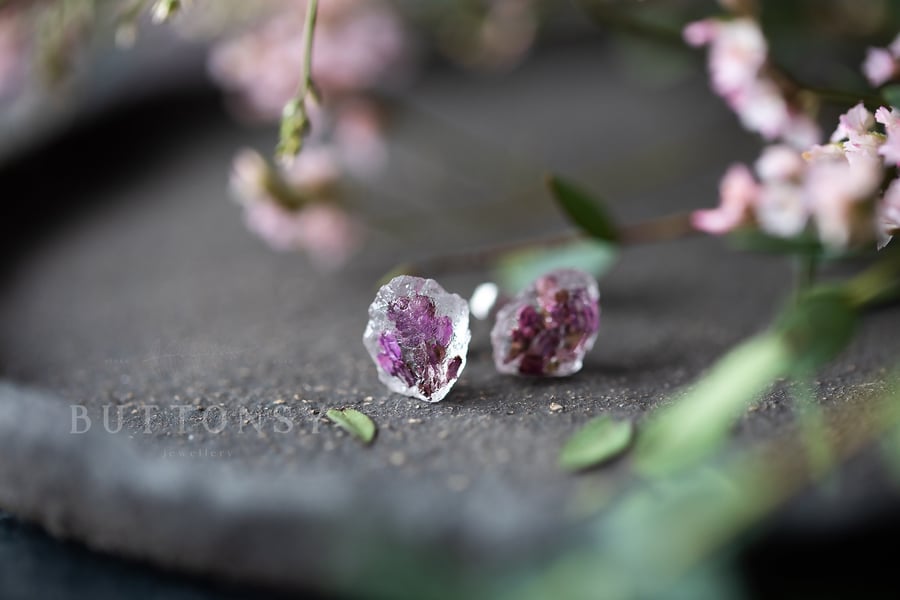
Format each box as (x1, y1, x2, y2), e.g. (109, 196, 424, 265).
(405, 212, 696, 276)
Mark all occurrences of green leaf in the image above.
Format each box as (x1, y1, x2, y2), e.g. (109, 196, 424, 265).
(493, 239, 618, 293)
(883, 84, 900, 110)
(635, 284, 859, 477)
(559, 416, 634, 472)
(547, 175, 620, 243)
(776, 286, 858, 375)
(635, 333, 793, 476)
(326, 408, 376, 444)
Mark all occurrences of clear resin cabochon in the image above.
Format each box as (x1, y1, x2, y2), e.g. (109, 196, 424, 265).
(363, 276, 471, 402)
(491, 268, 600, 377)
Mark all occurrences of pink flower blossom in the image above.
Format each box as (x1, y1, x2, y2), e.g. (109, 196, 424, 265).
(843, 133, 885, 169)
(685, 17, 820, 147)
(683, 19, 718, 48)
(333, 99, 388, 177)
(755, 144, 804, 181)
(863, 47, 897, 87)
(691, 163, 759, 234)
(879, 133, 900, 167)
(805, 161, 882, 248)
(209, 0, 412, 120)
(230, 148, 362, 269)
(803, 143, 848, 164)
(726, 80, 822, 148)
(830, 103, 875, 142)
(281, 146, 340, 192)
(756, 181, 807, 237)
(876, 106, 900, 131)
(686, 17, 767, 96)
(878, 178, 900, 249)
(876, 106, 900, 166)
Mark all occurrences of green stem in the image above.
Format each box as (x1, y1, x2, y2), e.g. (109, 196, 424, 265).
(298, 0, 318, 102)
(792, 253, 819, 302)
(276, 0, 318, 159)
(846, 248, 900, 309)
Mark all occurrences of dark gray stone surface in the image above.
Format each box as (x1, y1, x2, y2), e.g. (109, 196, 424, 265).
(1, 41, 898, 594)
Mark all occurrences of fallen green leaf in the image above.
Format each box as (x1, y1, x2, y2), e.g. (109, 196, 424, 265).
(559, 416, 634, 472)
(546, 175, 620, 243)
(326, 408, 376, 444)
(494, 239, 618, 293)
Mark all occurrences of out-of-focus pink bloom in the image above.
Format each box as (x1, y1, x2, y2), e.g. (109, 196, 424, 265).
(685, 17, 766, 96)
(692, 163, 759, 234)
(805, 161, 882, 248)
(242, 200, 361, 269)
(755, 144, 804, 181)
(804, 143, 848, 164)
(728, 78, 789, 140)
(844, 133, 885, 168)
(281, 146, 340, 192)
(0, 9, 27, 100)
(756, 181, 807, 238)
(878, 178, 900, 249)
(312, 6, 410, 94)
(863, 48, 897, 87)
(685, 17, 820, 147)
(880, 134, 900, 167)
(876, 106, 900, 166)
(727, 80, 822, 147)
(230, 148, 361, 269)
(831, 103, 875, 142)
(683, 19, 718, 47)
(333, 99, 388, 177)
(863, 34, 900, 87)
(876, 106, 900, 131)
(209, 0, 412, 120)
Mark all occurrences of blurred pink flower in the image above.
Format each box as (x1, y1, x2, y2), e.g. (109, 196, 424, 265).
(692, 163, 759, 234)
(755, 144, 805, 182)
(281, 146, 341, 191)
(863, 48, 897, 87)
(230, 148, 362, 269)
(756, 181, 807, 238)
(685, 17, 766, 96)
(803, 143, 847, 163)
(876, 106, 900, 166)
(805, 160, 882, 248)
(333, 99, 388, 177)
(878, 178, 900, 249)
(863, 34, 900, 87)
(209, 0, 412, 120)
(685, 17, 820, 147)
(830, 103, 874, 142)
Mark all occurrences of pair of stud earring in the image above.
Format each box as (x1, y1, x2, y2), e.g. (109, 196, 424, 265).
(362, 268, 601, 403)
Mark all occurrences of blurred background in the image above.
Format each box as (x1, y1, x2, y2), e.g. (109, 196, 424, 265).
(3, 1, 900, 598)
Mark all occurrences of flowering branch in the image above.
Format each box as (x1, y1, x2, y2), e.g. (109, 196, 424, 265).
(276, 0, 319, 163)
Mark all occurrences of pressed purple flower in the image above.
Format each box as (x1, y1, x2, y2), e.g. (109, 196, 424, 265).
(364, 276, 470, 402)
(491, 269, 600, 377)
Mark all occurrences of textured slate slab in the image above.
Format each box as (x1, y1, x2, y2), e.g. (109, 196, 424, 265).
(1, 42, 898, 594)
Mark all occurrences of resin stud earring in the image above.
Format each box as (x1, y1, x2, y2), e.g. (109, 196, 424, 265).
(363, 275, 471, 402)
(490, 268, 600, 377)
